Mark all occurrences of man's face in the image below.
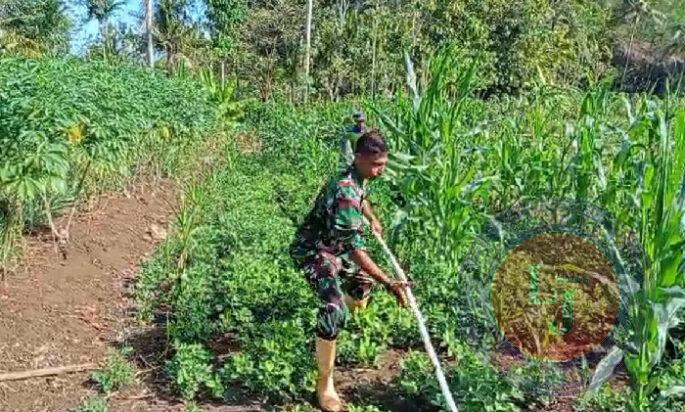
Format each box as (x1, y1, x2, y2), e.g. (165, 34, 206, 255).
(355, 152, 388, 180)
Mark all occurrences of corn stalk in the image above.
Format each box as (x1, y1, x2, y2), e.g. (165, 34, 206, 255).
(589, 104, 685, 411)
(373, 48, 492, 266)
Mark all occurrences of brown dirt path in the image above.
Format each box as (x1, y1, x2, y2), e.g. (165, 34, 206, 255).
(0, 179, 177, 412)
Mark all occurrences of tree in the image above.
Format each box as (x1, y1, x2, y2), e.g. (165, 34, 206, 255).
(154, 0, 206, 74)
(0, 0, 71, 55)
(205, 0, 246, 84)
(82, 0, 126, 60)
(239, 0, 303, 100)
(86, 20, 147, 62)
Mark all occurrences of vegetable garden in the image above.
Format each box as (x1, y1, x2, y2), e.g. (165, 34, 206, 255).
(2, 52, 685, 409)
(128, 51, 685, 411)
(2, 1, 685, 411)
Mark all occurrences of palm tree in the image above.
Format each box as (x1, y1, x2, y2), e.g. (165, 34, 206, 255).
(153, 0, 201, 74)
(82, 0, 126, 60)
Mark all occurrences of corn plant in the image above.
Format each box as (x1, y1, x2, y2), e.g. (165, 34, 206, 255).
(487, 97, 571, 210)
(373, 48, 492, 266)
(566, 87, 613, 206)
(623, 105, 685, 411)
(589, 104, 685, 411)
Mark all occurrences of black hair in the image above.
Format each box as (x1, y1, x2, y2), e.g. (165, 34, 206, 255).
(355, 129, 388, 155)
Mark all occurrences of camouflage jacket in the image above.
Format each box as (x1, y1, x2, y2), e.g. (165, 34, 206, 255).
(291, 165, 368, 262)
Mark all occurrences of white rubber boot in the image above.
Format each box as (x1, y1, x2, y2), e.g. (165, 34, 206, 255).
(315, 337, 345, 412)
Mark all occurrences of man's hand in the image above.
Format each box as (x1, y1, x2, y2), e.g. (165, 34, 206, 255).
(386, 281, 410, 308)
(349, 249, 410, 308)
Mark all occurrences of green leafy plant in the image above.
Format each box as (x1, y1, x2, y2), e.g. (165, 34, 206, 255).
(91, 347, 135, 394)
(199, 68, 250, 129)
(622, 106, 685, 411)
(585, 102, 685, 412)
(373, 47, 491, 267)
(397, 347, 524, 412)
(76, 396, 108, 412)
(166, 342, 224, 400)
(183, 401, 204, 412)
(505, 357, 566, 407)
(134, 67, 685, 411)
(574, 385, 630, 412)
(347, 405, 386, 412)
(0, 56, 218, 269)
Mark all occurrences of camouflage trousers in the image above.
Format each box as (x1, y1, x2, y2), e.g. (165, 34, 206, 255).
(292, 249, 375, 340)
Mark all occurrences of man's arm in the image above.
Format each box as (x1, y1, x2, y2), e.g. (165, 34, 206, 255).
(362, 199, 382, 235)
(349, 248, 392, 285)
(361, 199, 376, 223)
(331, 181, 407, 306)
(350, 248, 409, 307)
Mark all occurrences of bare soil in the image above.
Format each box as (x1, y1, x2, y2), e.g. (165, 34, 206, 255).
(0, 179, 178, 412)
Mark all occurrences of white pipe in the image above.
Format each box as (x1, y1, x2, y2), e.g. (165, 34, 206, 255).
(370, 227, 459, 412)
(146, 0, 154, 68)
(304, 0, 313, 103)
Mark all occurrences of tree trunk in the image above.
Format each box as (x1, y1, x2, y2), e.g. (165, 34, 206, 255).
(146, 0, 154, 68)
(221, 60, 226, 88)
(166, 46, 175, 74)
(100, 22, 108, 62)
(304, 0, 313, 103)
(371, 18, 377, 99)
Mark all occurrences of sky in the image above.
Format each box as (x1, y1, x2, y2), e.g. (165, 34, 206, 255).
(68, 0, 143, 55)
(67, 0, 208, 55)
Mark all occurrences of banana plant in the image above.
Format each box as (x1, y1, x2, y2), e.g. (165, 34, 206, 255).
(199, 68, 249, 129)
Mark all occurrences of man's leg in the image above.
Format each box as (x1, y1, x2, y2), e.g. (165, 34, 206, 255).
(341, 259, 375, 312)
(302, 251, 348, 412)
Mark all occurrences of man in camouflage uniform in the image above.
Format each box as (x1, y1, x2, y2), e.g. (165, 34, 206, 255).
(339, 110, 368, 170)
(290, 129, 409, 412)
